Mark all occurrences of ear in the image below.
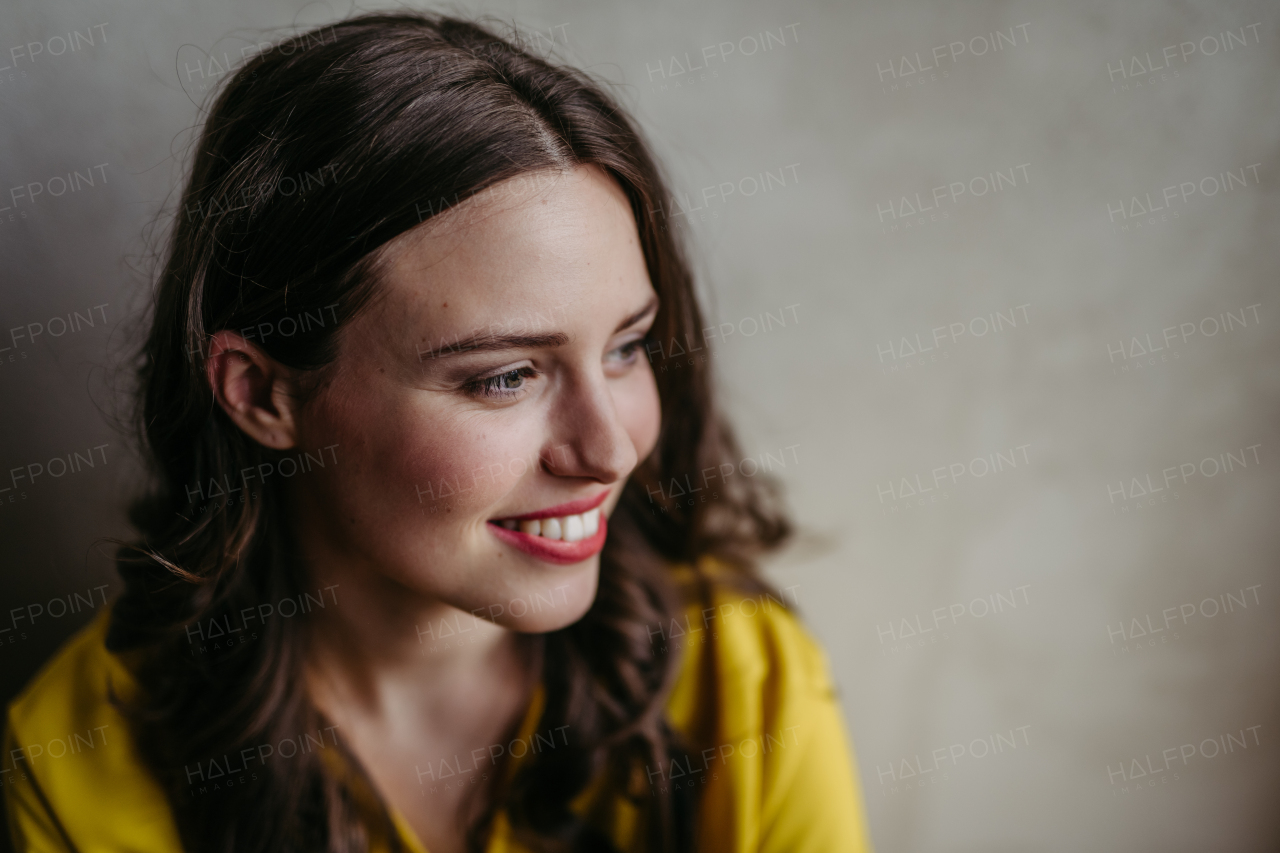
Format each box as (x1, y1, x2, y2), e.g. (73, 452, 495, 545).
(205, 330, 300, 450)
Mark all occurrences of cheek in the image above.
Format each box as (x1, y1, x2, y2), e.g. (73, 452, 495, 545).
(301, 380, 536, 549)
(390, 419, 505, 518)
(617, 366, 662, 462)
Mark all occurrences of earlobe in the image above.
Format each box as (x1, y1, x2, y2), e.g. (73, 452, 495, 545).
(205, 330, 300, 450)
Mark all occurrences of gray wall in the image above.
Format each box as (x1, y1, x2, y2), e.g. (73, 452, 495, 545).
(1, 0, 1277, 850)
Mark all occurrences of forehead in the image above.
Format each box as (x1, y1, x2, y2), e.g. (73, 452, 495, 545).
(376, 165, 645, 330)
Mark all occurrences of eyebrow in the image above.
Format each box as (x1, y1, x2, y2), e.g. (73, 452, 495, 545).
(424, 294, 660, 360)
(613, 293, 660, 334)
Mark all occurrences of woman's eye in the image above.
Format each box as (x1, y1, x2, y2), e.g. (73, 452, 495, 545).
(465, 366, 536, 399)
(607, 338, 646, 364)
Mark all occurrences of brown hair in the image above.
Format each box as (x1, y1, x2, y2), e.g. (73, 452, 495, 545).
(108, 11, 791, 852)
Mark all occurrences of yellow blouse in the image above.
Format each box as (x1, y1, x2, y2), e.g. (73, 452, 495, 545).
(4, 564, 872, 852)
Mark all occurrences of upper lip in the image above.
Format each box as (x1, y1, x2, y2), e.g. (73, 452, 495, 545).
(491, 489, 611, 522)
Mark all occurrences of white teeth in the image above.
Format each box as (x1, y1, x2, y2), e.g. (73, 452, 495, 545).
(504, 507, 602, 542)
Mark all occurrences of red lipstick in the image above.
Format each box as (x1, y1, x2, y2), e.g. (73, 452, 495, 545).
(487, 515, 608, 565)
(491, 490, 610, 522)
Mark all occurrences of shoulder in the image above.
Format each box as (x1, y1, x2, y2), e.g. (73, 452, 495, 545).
(4, 604, 181, 851)
(6, 606, 126, 757)
(8, 605, 122, 728)
(664, 556, 834, 737)
(660, 556, 873, 853)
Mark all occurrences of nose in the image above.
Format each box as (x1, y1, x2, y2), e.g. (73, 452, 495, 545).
(541, 369, 637, 483)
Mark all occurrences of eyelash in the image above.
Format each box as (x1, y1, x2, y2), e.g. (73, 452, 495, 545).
(463, 339, 649, 400)
(464, 366, 539, 400)
(609, 338, 647, 363)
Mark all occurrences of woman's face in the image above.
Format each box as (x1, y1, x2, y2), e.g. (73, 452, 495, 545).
(289, 165, 662, 632)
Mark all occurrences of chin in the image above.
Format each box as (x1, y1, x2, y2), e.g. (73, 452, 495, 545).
(493, 558, 600, 634)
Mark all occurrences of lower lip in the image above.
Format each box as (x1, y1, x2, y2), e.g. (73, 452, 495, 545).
(486, 516, 608, 565)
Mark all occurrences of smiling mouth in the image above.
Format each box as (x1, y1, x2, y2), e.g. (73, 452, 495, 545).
(489, 490, 609, 542)
(487, 491, 610, 563)
(494, 507, 600, 541)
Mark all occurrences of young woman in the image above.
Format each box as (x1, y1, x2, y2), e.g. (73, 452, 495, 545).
(3, 12, 871, 853)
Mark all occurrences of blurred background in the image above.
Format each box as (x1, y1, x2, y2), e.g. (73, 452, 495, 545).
(1, 0, 1277, 850)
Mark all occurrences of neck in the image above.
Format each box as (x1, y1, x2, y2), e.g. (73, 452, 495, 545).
(298, 554, 533, 728)
(333, 576, 510, 664)
(284, 489, 540, 735)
